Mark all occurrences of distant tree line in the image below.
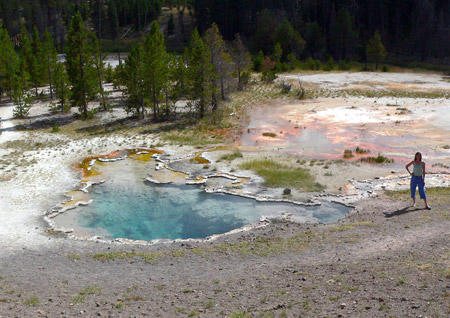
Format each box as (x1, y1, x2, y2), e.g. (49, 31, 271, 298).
(1, 0, 450, 63)
(193, 0, 450, 63)
(0, 15, 251, 121)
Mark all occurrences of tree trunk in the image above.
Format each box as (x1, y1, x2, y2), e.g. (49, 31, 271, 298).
(153, 90, 157, 121)
(48, 55, 53, 99)
(220, 75, 225, 100)
(97, 65, 107, 111)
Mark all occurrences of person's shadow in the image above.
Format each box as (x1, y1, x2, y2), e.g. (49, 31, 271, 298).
(384, 206, 426, 218)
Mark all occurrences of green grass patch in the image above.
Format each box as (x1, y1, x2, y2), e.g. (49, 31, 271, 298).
(385, 187, 450, 203)
(204, 299, 215, 308)
(68, 254, 81, 260)
(115, 301, 125, 309)
(79, 286, 101, 295)
(93, 251, 164, 264)
(360, 154, 394, 164)
(23, 296, 40, 307)
(239, 159, 323, 191)
(220, 149, 243, 161)
(71, 295, 85, 304)
(330, 221, 375, 232)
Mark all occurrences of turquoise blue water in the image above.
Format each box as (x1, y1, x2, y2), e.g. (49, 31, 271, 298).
(75, 181, 350, 241)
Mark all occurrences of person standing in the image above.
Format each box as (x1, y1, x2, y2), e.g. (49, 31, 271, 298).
(406, 152, 431, 209)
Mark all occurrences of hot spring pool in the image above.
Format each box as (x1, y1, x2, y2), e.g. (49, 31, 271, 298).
(52, 155, 351, 241)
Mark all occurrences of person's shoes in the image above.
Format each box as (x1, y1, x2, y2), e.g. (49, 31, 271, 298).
(426, 205, 431, 210)
(412, 203, 416, 208)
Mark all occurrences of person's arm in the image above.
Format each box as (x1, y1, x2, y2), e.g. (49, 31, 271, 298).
(422, 162, 426, 184)
(406, 161, 413, 175)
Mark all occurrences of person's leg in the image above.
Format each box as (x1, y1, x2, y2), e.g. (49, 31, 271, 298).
(417, 177, 430, 209)
(410, 176, 417, 206)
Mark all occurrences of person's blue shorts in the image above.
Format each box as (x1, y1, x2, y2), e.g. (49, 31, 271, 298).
(410, 175, 426, 199)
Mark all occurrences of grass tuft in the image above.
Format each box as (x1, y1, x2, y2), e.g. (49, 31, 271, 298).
(71, 295, 85, 304)
(360, 154, 394, 164)
(220, 149, 243, 161)
(23, 296, 40, 307)
(79, 286, 101, 295)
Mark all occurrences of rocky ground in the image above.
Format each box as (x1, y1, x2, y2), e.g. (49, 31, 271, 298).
(0, 191, 449, 317)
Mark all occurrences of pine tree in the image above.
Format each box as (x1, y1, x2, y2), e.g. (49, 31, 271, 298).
(91, 33, 108, 111)
(272, 43, 282, 64)
(12, 69, 33, 118)
(0, 26, 19, 101)
(273, 19, 305, 60)
(305, 22, 325, 59)
(231, 34, 251, 91)
(142, 21, 168, 121)
(31, 26, 45, 89)
(331, 8, 358, 60)
(162, 53, 178, 120)
(65, 12, 97, 119)
(18, 24, 37, 94)
(121, 43, 146, 118)
(366, 31, 386, 70)
(40, 30, 58, 99)
(204, 23, 229, 104)
(51, 62, 71, 113)
(185, 29, 215, 119)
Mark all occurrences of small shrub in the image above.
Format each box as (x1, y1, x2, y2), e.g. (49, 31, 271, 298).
(204, 299, 215, 308)
(360, 154, 394, 164)
(442, 145, 449, 149)
(323, 57, 335, 71)
(337, 60, 351, 70)
(355, 147, 370, 154)
(51, 123, 60, 133)
(279, 79, 292, 94)
(115, 301, 125, 309)
(343, 149, 354, 158)
(381, 65, 390, 72)
(305, 57, 316, 70)
(361, 64, 375, 72)
(220, 149, 243, 161)
(262, 132, 276, 138)
(240, 71, 250, 86)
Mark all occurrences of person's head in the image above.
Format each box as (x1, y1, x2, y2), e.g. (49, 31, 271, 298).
(414, 152, 422, 162)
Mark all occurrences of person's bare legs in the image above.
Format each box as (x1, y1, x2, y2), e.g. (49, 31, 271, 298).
(424, 199, 431, 209)
(412, 198, 416, 207)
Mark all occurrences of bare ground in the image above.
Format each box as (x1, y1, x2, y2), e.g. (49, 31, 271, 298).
(0, 191, 449, 318)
